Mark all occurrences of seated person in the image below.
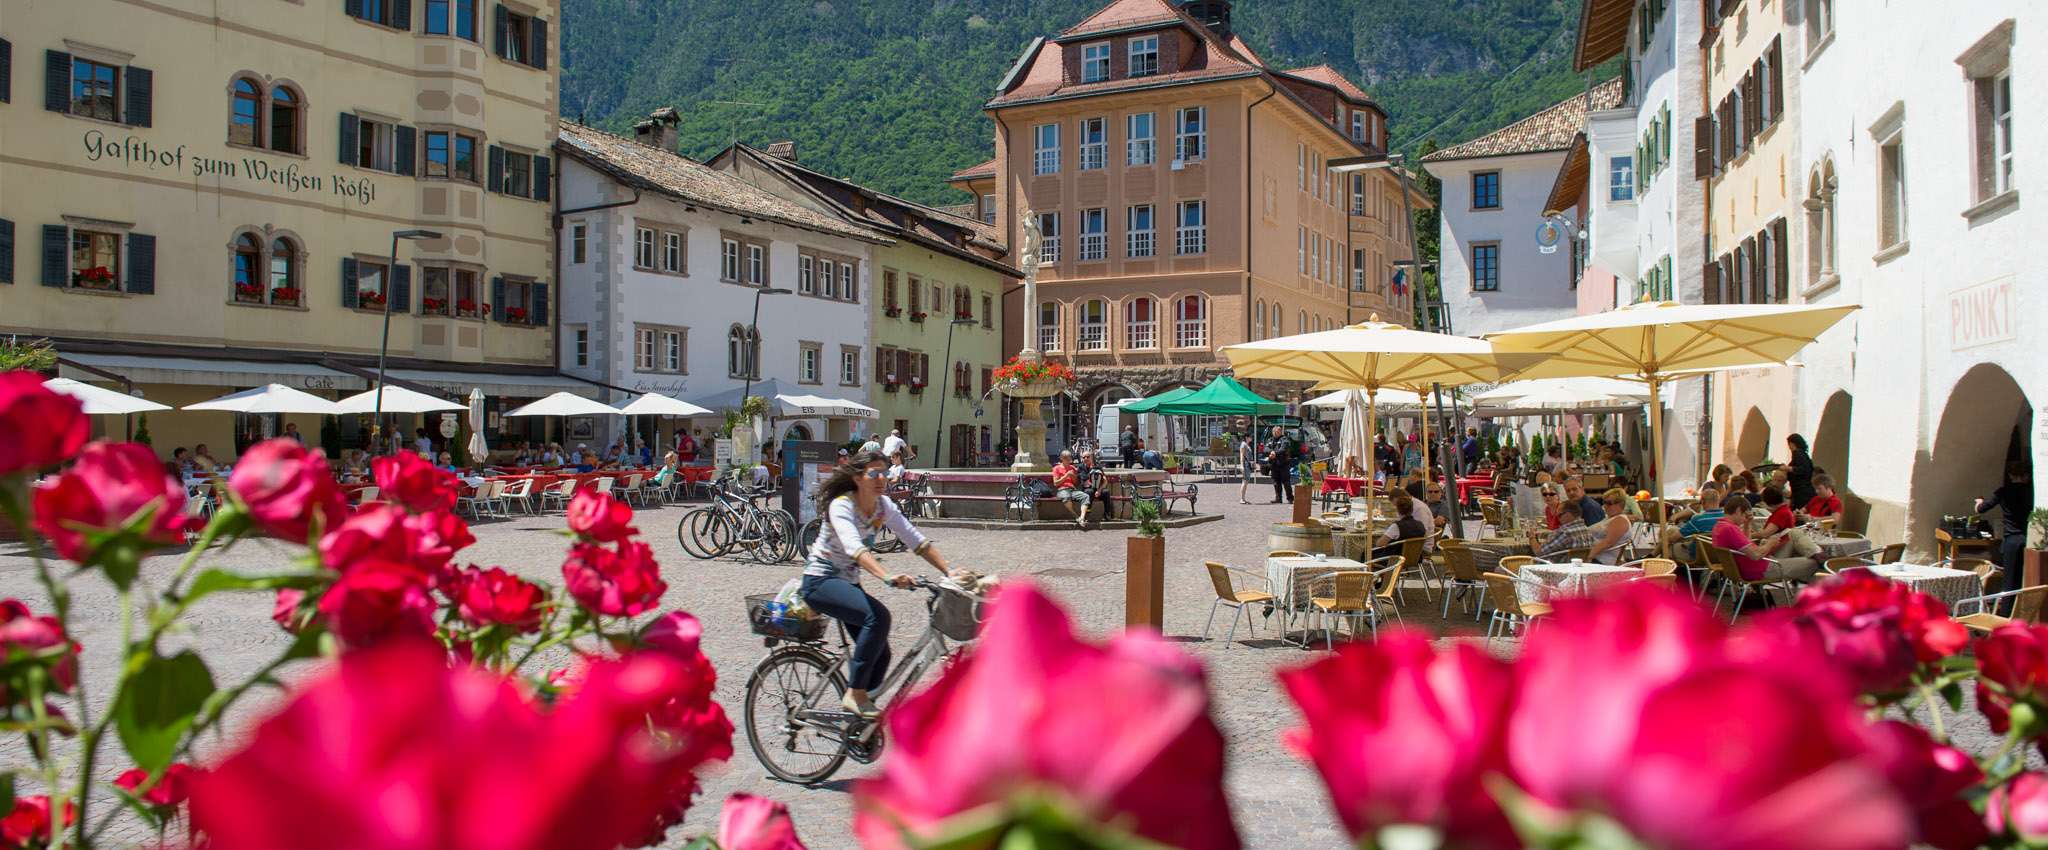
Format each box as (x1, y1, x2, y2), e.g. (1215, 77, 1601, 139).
(436, 451, 459, 473)
(1402, 479, 1438, 549)
(1588, 488, 1635, 564)
(1757, 487, 1798, 538)
(1536, 501, 1599, 560)
(1712, 495, 1820, 583)
(885, 451, 906, 485)
(574, 452, 599, 473)
(1800, 474, 1844, 520)
(1371, 491, 1429, 562)
(1666, 487, 1726, 560)
(652, 451, 679, 489)
(1539, 484, 1564, 530)
(762, 447, 784, 481)
(1050, 451, 1091, 529)
(171, 447, 195, 477)
(1077, 453, 1113, 523)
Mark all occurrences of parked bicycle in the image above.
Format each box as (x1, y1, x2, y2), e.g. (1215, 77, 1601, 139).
(677, 478, 798, 563)
(741, 576, 983, 784)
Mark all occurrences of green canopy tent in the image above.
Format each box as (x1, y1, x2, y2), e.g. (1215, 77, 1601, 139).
(1117, 385, 1198, 414)
(1152, 375, 1285, 417)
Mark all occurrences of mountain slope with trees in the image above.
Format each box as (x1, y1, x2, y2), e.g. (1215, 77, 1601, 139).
(560, 0, 1601, 206)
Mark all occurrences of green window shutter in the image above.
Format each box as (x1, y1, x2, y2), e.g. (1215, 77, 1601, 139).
(126, 233, 155, 294)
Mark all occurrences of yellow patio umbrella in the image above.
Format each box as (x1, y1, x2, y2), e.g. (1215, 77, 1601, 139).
(1484, 301, 1858, 551)
(1225, 315, 1547, 532)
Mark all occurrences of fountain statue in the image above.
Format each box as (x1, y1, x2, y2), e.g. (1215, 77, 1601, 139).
(996, 207, 1069, 472)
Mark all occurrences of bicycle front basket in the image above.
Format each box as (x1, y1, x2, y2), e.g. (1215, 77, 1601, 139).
(931, 585, 986, 642)
(746, 593, 825, 642)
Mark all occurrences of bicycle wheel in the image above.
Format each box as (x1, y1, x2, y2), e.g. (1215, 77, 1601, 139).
(797, 517, 821, 556)
(679, 508, 730, 560)
(766, 510, 800, 563)
(744, 651, 851, 784)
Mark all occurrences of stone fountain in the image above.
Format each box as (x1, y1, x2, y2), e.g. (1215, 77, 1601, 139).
(999, 207, 1067, 472)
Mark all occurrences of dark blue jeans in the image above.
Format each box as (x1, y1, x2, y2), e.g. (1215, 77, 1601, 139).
(800, 574, 893, 691)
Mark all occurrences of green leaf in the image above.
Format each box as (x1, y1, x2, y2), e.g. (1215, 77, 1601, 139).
(1942, 680, 1966, 713)
(114, 650, 215, 772)
(0, 772, 14, 816)
(678, 837, 717, 850)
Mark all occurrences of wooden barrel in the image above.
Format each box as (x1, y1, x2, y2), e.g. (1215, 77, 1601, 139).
(1268, 522, 1332, 556)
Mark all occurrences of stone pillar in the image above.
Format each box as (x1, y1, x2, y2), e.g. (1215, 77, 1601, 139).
(1012, 397, 1051, 472)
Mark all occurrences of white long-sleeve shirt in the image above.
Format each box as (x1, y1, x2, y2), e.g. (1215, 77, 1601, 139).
(803, 494, 929, 583)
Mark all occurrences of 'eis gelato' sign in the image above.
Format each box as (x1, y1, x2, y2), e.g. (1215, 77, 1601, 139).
(81, 129, 379, 206)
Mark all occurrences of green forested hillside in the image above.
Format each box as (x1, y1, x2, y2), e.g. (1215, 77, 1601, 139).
(560, 0, 1601, 206)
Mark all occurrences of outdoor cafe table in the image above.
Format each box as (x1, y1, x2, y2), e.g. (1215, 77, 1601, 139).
(1517, 560, 1643, 605)
(1320, 476, 1372, 498)
(1265, 554, 1365, 607)
(1809, 533, 1876, 561)
(1856, 563, 1982, 610)
(1465, 539, 1533, 573)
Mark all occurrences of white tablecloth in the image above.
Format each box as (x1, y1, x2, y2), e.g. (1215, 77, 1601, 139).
(1858, 563, 1982, 610)
(1810, 534, 1875, 561)
(1266, 556, 1366, 606)
(1518, 560, 1643, 604)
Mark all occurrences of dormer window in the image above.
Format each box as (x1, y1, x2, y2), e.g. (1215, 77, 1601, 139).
(1081, 42, 1111, 83)
(1128, 35, 1159, 77)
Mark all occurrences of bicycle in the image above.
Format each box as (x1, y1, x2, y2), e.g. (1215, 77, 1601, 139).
(678, 478, 798, 563)
(742, 577, 981, 784)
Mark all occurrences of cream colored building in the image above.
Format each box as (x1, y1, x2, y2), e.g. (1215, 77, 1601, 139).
(0, 0, 571, 458)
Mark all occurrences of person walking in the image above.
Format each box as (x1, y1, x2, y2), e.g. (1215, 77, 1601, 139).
(1118, 425, 1138, 469)
(1785, 434, 1817, 509)
(1237, 432, 1256, 504)
(1978, 461, 2035, 604)
(1266, 425, 1296, 504)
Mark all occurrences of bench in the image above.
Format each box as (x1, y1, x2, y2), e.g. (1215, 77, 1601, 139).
(1125, 479, 1199, 517)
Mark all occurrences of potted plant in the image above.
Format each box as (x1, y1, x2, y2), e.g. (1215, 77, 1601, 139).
(885, 306, 903, 318)
(358, 290, 387, 309)
(235, 282, 264, 303)
(910, 311, 928, 323)
(271, 286, 302, 306)
(74, 266, 116, 290)
(1126, 499, 1165, 628)
(456, 298, 479, 317)
(909, 378, 925, 395)
(422, 297, 448, 315)
(505, 306, 529, 324)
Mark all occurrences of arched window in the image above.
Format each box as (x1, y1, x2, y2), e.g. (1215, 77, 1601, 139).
(1038, 301, 1061, 351)
(1298, 310, 1308, 335)
(269, 237, 300, 306)
(1124, 297, 1157, 349)
(230, 78, 262, 146)
(269, 85, 300, 154)
(1806, 160, 1837, 282)
(1270, 303, 1282, 338)
(1254, 299, 1265, 339)
(232, 234, 263, 303)
(1077, 299, 1108, 351)
(727, 325, 760, 379)
(1173, 295, 1208, 348)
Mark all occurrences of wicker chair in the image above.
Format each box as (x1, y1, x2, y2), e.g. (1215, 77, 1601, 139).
(1202, 562, 1276, 643)
(1877, 543, 1907, 564)
(1822, 555, 1874, 575)
(1631, 558, 1678, 578)
(1955, 586, 2048, 633)
(1706, 544, 1796, 622)
(1306, 571, 1375, 649)
(1440, 540, 1488, 620)
(1497, 555, 1535, 575)
(1482, 572, 1550, 644)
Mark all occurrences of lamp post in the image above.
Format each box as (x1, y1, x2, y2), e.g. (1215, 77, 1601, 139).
(372, 229, 443, 455)
(932, 315, 977, 469)
(738, 287, 791, 438)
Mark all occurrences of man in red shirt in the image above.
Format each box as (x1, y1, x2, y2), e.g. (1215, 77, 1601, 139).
(1801, 473, 1843, 519)
(1050, 451, 1090, 529)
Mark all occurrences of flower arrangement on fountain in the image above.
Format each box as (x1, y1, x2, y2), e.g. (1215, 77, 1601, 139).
(992, 354, 1076, 397)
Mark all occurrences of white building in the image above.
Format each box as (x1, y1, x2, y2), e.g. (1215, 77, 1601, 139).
(1788, 1, 2041, 548)
(554, 112, 887, 452)
(1421, 81, 1622, 336)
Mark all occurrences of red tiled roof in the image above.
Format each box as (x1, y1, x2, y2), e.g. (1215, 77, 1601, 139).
(556, 123, 880, 242)
(1421, 77, 1626, 163)
(725, 144, 1017, 272)
(1059, 0, 1180, 38)
(948, 158, 997, 181)
(1283, 64, 1372, 102)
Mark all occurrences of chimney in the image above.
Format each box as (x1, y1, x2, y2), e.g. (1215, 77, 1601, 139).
(632, 107, 682, 152)
(1180, 0, 1232, 39)
(764, 140, 798, 162)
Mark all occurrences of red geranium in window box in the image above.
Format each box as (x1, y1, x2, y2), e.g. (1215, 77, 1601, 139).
(235, 282, 264, 303)
(505, 306, 530, 323)
(271, 286, 302, 303)
(358, 290, 386, 309)
(74, 266, 116, 290)
(456, 298, 479, 316)
(422, 297, 448, 314)
(909, 311, 927, 323)
(885, 306, 903, 318)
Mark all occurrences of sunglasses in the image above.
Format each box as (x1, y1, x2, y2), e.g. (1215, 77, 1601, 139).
(861, 469, 889, 479)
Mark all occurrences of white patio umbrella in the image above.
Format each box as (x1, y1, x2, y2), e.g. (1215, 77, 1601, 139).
(465, 388, 489, 466)
(183, 383, 340, 414)
(43, 378, 170, 415)
(1486, 301, 1858, 548)
(770, 394, 879, 420)
(616, 393, 712, 459)
(506, 392, 623, 418)
(333, 385, 467, 414)
(1470, 377, 1653, 406)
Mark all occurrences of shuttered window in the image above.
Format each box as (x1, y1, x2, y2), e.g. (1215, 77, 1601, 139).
(494, 5, 548, 70)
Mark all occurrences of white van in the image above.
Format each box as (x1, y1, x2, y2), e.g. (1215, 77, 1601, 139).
(1092, 399, 1171, 466)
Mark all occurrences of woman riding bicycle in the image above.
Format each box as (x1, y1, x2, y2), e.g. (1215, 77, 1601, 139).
(802, 449, 955, 718)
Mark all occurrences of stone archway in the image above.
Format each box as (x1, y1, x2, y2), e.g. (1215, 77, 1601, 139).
(1812, 390, 1867, 529)
(1735, 407, 1773, 468)
(1908, 364, 2033, 556)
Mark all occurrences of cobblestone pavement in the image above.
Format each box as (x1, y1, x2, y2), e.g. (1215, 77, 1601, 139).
(0, 487, 2025, 849)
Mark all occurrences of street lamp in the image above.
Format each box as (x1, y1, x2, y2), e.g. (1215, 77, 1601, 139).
(932, 315, 977, 469)
(738, 287, 792, 437)
(372, 228, 443, 454)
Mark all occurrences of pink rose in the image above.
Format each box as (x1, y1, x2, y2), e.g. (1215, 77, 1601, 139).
(319, 506, 473, 575)
(717, 794, 807, 850)
(271, 588, 307, 634)
(115, 763, 200, 809)
(0, 599, 79, 702)
(315, 558, 436, 648)
(1988, 772, 2048, 844)
(1279, 630, 1517, 849)
(562, 541, 666, 618)
(0, 371, 88, 476)
(445, 566, 546, 632)
(567, 489, 638, 542)
(193, 643, 729, 850)
(371, 452, 460, 514)
(853, 582, 1238, 850)
(1510, 584, 1912, 850)
(1977, 624, 2048, 737)
(32, 441, 191, 565)
(230, 439, 348, 543)
(1747, 570, 1966, 695)
(0, 795, 74, 848)
(1862, 720, 1987, 850)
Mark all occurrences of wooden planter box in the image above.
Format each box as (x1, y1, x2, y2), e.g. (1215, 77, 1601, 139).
(1126, 535, 1165, 628)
